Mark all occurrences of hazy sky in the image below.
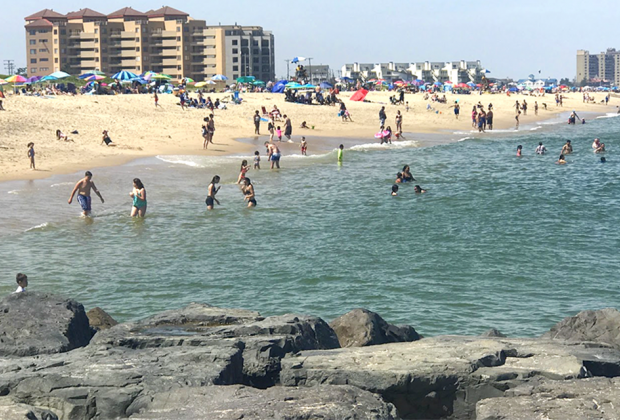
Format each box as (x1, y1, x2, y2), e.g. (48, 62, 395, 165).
(3, 0, 619, 79)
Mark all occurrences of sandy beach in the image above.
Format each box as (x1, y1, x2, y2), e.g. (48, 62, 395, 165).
(0, 90, 615, 182)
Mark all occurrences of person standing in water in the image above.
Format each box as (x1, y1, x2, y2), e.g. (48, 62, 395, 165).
(515, 111, 521, 129)
(300, 137, 308, 156)
(561, 140, 573, 155)
(391, 185, 399, 196)
(516, 145, 523, 157)
(237, 160, 251, 184)
(14, 273, 28, 294)
(264, 142, 281, 169)
(243, 177, 256, 207)
(27, 142, 35, 170)
(535, 142, 547, 155)
(206, 175, 221, 210)
(338, 144, 344, 164)
(129, 178, 147, 217)
(556, 154, 567, 165)
(68, 171, 104, 217)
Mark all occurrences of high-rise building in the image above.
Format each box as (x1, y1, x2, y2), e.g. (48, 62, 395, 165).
(576, 49, 620, 86)
(24, 7, 275, 82)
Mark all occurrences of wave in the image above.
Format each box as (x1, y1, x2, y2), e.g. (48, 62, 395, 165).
(8, 190, 19, 194)
(155, 155, 240, 168)
(458, 137, 473, 142)
(596, 113, 620, 119)
(50, 182, 73, 188)
(25, 222, 50, 232)
(350, 140, 419, 152)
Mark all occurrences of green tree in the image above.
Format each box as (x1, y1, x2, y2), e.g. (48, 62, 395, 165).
(16, 67, 27, 76)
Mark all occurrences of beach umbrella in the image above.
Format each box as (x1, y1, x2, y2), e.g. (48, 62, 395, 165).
(301, 83, 316, 88)
(237, 76, 255, 84)
(111, 71, 138, 81)
(48, 71, 71, 79)
(341, 77, 354, 84)
(444, 81, 453, 85)
(251, 80, 266, 86)
(320, 82, 333, 89)
(183, 77, 195, 83)
(84, 74, 105, 81)
(194, 81, 207, 88)
(412, 79, 424, 86)
(5, 75, 27, 84)
(39, 75, 58, 82)
(26, 76, 42, 83)
(0, 79, 8, 85)
(150, 73, 172, 81)
(433, 81, 442, 86)
(285, 82, 301, 89)
(211, 74, 228, 81)
(206, 80, 216, 85)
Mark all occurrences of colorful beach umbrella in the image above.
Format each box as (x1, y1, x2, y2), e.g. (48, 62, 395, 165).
(111, 71, 138, 81)
(5, 75, 27, 84)
(183, 77, 194, 83)
(26, 76, 42, 83)
(194, 81, 207, 88)
(151, 73, 172, 80)
(212, 74, 228, 81)
(0, 79, 7, 85)
(84, 74, 105, 81)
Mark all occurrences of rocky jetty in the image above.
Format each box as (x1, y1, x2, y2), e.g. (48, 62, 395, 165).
(0, 293, 619, 419)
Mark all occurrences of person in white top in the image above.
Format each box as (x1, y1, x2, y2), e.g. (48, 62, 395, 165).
(592, 138, 601, 150)
(535, 142, 547, 155)
(14, 273, 28, 293)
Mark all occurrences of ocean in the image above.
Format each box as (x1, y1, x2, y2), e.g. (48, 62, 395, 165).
(2, 112, 619, 337)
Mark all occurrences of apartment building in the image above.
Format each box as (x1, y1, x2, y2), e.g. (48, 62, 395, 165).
(577, 49, 620, 86)
(220, 25, 275, 82)
(24, 7, 274, 82)
(340, 60, 484, 84)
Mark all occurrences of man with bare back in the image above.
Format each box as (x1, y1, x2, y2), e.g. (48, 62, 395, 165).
(68, 171, 105, 216)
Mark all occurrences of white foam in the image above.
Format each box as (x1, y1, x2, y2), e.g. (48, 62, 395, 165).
(8, 190, 19, 194)
(155, 155, 239, 168)
(458, 137, 473, 142)
(50, 182, 73, 188)
(596, 113, 620, 119)
(25, 222, 49, 232)
(350, 140, 419, 152)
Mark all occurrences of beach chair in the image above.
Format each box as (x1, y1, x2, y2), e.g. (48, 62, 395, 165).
(261, 106, 269, 117)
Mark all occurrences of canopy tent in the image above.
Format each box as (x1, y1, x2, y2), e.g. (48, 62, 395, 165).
(350, 88, 369, 102)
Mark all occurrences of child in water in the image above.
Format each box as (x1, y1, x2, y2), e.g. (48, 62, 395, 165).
(254, 151, 260, 169)
(556, 154, 567, 165)
(276, 126, 282, 142)
(414, 185, 427, 193)
(237, 159, 251, 184)
(338, 144, 344, 163)
(517, 145, 523, 157)
(300, 137, 308, 156)
(391, 185, 399, 196)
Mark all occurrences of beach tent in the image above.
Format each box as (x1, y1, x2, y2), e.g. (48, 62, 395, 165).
(271, 80, 288, 93)
(350, 88, 369, 102)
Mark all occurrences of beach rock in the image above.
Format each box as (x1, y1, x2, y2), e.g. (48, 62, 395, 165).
(0, 292, 94, 356)
(0, 397, 59, 420)
(127, 385, 399, 419)
(543, 308, 620, 349)
(476, 377, 620, 420)
(86, 307, 118, 331)
(329, 308, 420, 347)
(481, 328, 507, 338)
(0, 303, 340, 419)
(280, 336, 620, 419)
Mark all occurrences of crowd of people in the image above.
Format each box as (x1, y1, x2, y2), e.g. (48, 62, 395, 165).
(515, 137, 607, 165)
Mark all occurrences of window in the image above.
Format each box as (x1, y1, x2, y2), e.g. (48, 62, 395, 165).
(253, 49, 259, 55)
(177, 55, 181, 60)
(95, 48, 99, 52)
(40, 58, 48, 62)
(253, 57, 259, 63)
(136, 66, 140, 70)
(232, 40, 238, 45)
(102, 28, 107, 34)
(184, 27, 188, 32)
(262, 40, 269, 47)
(30, 49, 36, 54)
(233, 57, 238, 63)
(135, 28, 139, 33)
(30, 58, 37, 63)
(177, 46, 181, 51)
(62, 58, 66, 63)
(94, 29, 98, 34)
(30, 67, 37, 73)
(61, 29, 66, 35)
(61, 39, 66, 44)
(29, 40, 36, 45)
(232, 48, 238, 54)
(40, 67, 49, 72)
(29, 30, 36, 35)
(177, 36, 181, 41)
(177, 27, 181, 32)
(54, 48, 58, 54)
(55, 58, 58, 63)
(184, 55, 189, 60)
(95, 39, 98, 43)
(233, 65, 238, 71)
(135, 38, 140, 42)
(252, 40, 258, 46)
(54, 39, 58, 44)
(102, 57, 107, 62)
(177, 66, 181, 70)
(61, 49, 66, 53)
(135, 57, 140, 61)
(39, 48, 46, 52)
(233, 74, 238, 79)
(136, 47, 140, 52)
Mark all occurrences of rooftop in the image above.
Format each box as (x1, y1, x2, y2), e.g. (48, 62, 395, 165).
(25, 19, 54, 28)
(66, 8, 107, 20)
(107, 7, 147, 19)
(25, 9, 66, 21)
(147, 6, 189, 18)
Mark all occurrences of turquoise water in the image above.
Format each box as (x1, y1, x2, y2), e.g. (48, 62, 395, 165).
(2, 114, 620, 337)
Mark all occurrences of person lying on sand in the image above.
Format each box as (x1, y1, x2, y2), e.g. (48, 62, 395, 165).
(101, 130, 117, 147)
(56, 129, 73, 142)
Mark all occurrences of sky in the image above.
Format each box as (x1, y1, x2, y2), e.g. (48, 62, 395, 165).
(2, 0, 619, 80)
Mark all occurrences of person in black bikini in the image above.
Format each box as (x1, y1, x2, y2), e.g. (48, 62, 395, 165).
(101, 130, 116, 147)
(243, 177, 256, 207)
(206, 175, 221, 210)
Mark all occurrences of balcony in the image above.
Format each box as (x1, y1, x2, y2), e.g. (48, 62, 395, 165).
(162, 58, 179, 66)
(120, 40, 137, 48)
(119, 50, 137, 58)
(149, 30, 177, 38)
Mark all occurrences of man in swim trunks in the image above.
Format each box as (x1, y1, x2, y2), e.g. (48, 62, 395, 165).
(561, 140, 573, 155)
(264, 141, 281, 169)
(68, 171, 104, 216)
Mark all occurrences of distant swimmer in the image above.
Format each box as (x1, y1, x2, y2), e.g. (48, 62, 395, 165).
(206, 175, 221, 210)
(338, 144, 344, 163)
(402, 165, 416, 182)
(561, 140, 573, 155)
(592, 138, 601, 150)
(535, 142, 547, 155)
(595, 143, 606, 153)
(242, 178, 256, 208)
(264, 142, 281, 169)
(254, 151, 261, 169)
(517, 145, 523, 157)
(395, 172, 403, 184)
(129, 178, 147, 217)
(414, 185, 427, 193)
(601, 157, 607, 163)
(68, 171, 104, 217)
(391, 185, 399, 196)
(556, 154, 567, 165)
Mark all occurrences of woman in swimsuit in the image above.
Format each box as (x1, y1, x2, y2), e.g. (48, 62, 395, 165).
(243, 177, 256, 208)
(402, 165, 416, 182)
(237, 160, 251, 184)
(102, 130, 116, 147)
(206, 175, 221, 210)
(516, 145, 522, 157)
(129, 178, 147, 217)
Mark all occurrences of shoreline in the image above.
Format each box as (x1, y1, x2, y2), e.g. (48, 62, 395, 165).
(0, 92, 615, 183)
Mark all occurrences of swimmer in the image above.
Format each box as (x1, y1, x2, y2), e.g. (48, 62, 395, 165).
(253, 151, 261, 169)
(561, 140, 573, 155)
(129, 178, 147, 217)
(595, 143, 606, 153)
(600, 157, 607, 163)
(592, 138, 601, 150)
(517, 145, 523, 157)
(243, 177, 256, 208)
(237, 159, 251, 184)
(556, 154, 567, 165)
(414, 185, 427, 193)
(14, 273, 28, 294)
(206, 175, 221, 210)
(264, 142, 281, 169)
(68, 171, 104, 217)
(391, 185, 399, 196)
(535, 142, 547, 155)
(338, 144, 344, 163)
(402, 165, 416, 182)
(395, 172, 403, 184)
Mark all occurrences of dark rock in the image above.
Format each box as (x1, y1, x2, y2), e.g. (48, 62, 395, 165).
(280, 336, 620, 419)
(86, 307, 118, 331)
(481, 328, 507, 338)
(477, 377, 620, 420)
(0, 292, 94, 356)
(329, 308, 420, 347)
(543, 308, 620, 349)
(127, 385, 399, 419)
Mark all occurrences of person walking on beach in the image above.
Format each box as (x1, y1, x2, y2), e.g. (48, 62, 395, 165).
(153, 92, 160, 108)
(522, 100, 528, 116)
(242, 178, 256, 208)
(284, 115, 293, 141)
(515, 111, 521, 129)
(202, 121, 210, 149)
(207, 114, 215, 144)
(265, 141, 281, 169)
(452, 102, 460, 119)
(471, 106, 477, 128)
(534, 101, 539, 116)
(253, 110, 261, 135)
(379, 107, 387, 127)
(561, 140, 573, 155)
(27, 142, 35, 170)
(268, 117, 275, 142)
(129, 178, 147, 218)
(395, 111, 403, 135)
(68, 171, 104, 217)
(514, 100, 521, 114)
(206, 175, 221, 210)
(486, 109, 494, 130)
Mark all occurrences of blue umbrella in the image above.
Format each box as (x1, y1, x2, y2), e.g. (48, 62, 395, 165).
(320, 82, 333, 89)
(433, 81, 442, 86)
(211, 74, 228, 81)
(111, 71, 138, 81)
(341, 77, 354, 84)
(467, 82, 476, 87)
(508, 87, 518, 92)
(40, 75, 58, 82)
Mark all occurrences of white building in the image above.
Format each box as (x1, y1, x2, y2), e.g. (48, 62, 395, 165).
(341, 60, 484, 83)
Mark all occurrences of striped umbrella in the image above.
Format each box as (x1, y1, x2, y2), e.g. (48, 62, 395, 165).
(5, 75, 27, 84)
(111, 71, 138, 81)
